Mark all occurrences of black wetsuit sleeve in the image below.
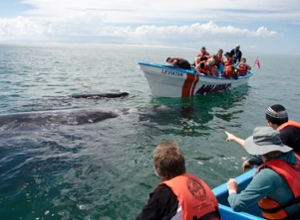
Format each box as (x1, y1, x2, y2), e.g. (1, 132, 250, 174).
(280, 126, 300, 154)
(135, 185, 178, 220)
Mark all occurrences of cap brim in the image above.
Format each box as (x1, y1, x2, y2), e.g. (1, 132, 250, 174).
(244, 135, 293, 155)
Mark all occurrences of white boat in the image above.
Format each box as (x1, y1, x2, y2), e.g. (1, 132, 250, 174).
(138, 61, 254, 98)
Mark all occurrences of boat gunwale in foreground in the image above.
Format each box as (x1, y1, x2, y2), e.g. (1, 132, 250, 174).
(213, 168, 265, 220)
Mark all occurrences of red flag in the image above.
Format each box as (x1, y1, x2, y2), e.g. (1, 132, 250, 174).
(254, 57, 260, 69)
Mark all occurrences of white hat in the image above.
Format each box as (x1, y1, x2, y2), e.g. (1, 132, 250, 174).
(236, 44, 240, 48)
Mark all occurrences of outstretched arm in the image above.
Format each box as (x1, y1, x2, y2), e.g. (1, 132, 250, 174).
(225, 131, 245, 149)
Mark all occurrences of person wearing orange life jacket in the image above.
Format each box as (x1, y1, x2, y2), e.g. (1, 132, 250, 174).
(196, 57, 218, 77)
(214, 49, 224, 68)
(237, 58, 251, 76)
(136, 140, 221, 220)
(226, 127, 300, 219)
(222, 52, 238, 79)
(225, 104, 300, 171)
(193, 46, 211, 67)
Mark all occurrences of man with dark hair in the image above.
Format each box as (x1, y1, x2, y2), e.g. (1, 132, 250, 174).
(136, 140, 220, 220)
(166, 57, 191, 70)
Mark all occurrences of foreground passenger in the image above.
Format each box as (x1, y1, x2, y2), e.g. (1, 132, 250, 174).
(237, 58, 251, 76)
(136, 140, 221, 220)
(227, 104, 300, 170)
(166, 57, 191, 70)
(226, 127, 300, 219)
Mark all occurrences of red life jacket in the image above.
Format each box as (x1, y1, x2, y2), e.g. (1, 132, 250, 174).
(238, 63, 248, 76)
(256, 154, 300, 219)
(159, 173, 220, 220)
(278, 120, 300, 131)
(199, 60, 210, 75)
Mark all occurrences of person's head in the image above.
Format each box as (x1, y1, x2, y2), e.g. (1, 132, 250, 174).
(201, 46, 207, 53)
(224, 52, 230, 57)
(166, 57, 171, 63)
(265, 104, 288, 128)
(207, 57, 215, 66)
(241, 58, 246, 63)
(236, 44, 240, 50)
(244, 126, 292, 161)
(217, 49, 223, 55)
(153, 140, 186, 180)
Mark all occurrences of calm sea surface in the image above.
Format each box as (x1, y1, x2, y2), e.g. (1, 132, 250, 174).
(0, 43, 299, 220)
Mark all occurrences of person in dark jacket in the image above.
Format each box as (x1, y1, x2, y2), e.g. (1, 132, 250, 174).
(229, 44, 242, 63)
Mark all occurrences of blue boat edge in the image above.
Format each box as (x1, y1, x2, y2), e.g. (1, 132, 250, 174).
(212, 168, 265, 219)
(137, 60, 255, 79)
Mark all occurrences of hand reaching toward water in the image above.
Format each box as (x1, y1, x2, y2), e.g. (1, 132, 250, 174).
(224, 131, 246, 149)
(225, 131, 237, 142)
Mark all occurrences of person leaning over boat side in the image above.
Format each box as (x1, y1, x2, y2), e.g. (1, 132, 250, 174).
(136, 140, 221, 220)
(226, 127, 300, 219)
(229, 44, 242, 64)
(196, 57, 218, 77)
(166, 57, 191, 70)
(236, 58, 251, 76)
(227, 104, 300, 171)
(193, 46, 210, 67)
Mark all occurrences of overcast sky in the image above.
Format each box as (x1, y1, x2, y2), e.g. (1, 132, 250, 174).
(0, 0, 299, 55)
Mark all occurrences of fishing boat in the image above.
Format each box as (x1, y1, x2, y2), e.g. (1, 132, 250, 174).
(212, 168, 265, 220)
(137, 61, 254, 98)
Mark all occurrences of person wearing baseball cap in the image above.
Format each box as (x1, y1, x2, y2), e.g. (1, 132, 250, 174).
(226, 127, 300, 219)
(229, 44, 242, 64)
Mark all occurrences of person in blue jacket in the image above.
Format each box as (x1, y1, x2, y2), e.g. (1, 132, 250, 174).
(226, 127, 300, 219)
(229, 44, 242, 64)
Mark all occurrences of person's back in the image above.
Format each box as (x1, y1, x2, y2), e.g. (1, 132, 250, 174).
(136, 141, 220, 220)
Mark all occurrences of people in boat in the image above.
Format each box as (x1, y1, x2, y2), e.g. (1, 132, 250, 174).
(166, 57, 191, 70)
(222, 52, 238, 79)
(229, 44, 242, 64)
(196, 57, 218, 77)
(226, 104, 300, 171)
(193, 46, 210, 67)
(136, 140, 221, 220)
(226, 126, 300, 219)
(236, 58, 251, 76)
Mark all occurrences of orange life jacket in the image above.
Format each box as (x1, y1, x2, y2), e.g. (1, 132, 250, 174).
(199, 60, 210, 75)
(215, 55, 223, 67)
(278, 120, 300, 131)
(238, 63, 249, 76)
(256, 154, 300, 219)
(159, 173, 220, 220)
(223, 65, 234, 78)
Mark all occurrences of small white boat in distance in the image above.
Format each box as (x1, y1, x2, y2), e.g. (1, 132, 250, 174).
(138, 61, 254, 98)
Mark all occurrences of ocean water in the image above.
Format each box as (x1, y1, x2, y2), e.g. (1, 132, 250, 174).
(0, 43, 299, 220)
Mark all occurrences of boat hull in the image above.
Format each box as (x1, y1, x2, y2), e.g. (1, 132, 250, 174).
(138, 61, 254, 98)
